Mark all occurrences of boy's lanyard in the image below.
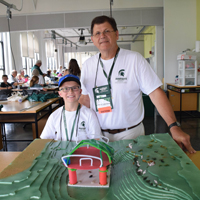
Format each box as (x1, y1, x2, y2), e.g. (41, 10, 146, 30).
(62, 103, 81, 141)
(94, 47, 120, 89)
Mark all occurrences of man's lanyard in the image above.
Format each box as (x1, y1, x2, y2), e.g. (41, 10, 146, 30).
(94, 47, 120, 89)
(62, 103, 81, 141)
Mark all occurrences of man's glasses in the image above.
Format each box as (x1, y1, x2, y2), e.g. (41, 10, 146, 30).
(59, 86, 80, 92)
(92, 30, 115, 38)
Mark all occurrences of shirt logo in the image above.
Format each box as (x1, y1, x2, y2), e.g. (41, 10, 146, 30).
(115, 69, 127, 82)
(118, 69, 125, 77)
(79, 121, 86, 131)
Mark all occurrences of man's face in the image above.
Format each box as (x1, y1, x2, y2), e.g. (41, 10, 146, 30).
(13, 71, 17, 77)
(21, 71, 24, 76)
(58, 81, 82, 104)
(2, 77, 8, 83)
(91, 22, 119, 52)
(38, 63, 42, 67)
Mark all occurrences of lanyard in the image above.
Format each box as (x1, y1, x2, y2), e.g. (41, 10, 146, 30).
(94, 47, 120, 89)
(62, 103, 81, 141)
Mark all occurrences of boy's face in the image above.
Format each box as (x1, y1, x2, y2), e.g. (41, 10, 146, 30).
(2, 77, 8, 83)
(58, 81, 82, 103)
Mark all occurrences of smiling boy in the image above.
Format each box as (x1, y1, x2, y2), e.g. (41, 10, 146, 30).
(40, 74, 102, 141)
(0, 75, 12, 89)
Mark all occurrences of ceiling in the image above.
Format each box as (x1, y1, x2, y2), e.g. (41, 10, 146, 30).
(43, 26, 152, 48)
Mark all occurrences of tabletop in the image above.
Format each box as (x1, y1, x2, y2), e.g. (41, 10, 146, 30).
(0, 98, 60, 113)
(167, 83, 200, 89)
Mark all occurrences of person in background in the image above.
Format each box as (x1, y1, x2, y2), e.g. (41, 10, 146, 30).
(40, 74, 102, 141)
(57, 66, 63, 74)
(19, 69, 25, 79)
(52, 69, 57, 77)
(31, 60, 46, 86)
(80, 15, 196, 154)
(69, 59, 81, 77)
(8, 70, 18, 88)
(17, 73, 24, 83)
(63, 69, 69, 76)
(0, 75, 12, 89)
(47, 69, 51, 78)
(24, 75, 29, 83)
(30, 76, 47, 91)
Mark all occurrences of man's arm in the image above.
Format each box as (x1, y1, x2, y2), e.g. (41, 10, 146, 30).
(79, 94, 90, 108)
(149, 87, 196, 153)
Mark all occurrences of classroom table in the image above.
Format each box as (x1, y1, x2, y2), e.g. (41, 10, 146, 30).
(0, 98, 62, 151)
(167, 83, 200, 123)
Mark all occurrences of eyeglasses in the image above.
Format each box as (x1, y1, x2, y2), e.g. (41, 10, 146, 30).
(59, 86, 80, 92)
(92, 30, 115, 38)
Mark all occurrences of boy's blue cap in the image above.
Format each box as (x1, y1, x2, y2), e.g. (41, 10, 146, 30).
(58, 74, 81, 87)
(24, 75, 29, 78)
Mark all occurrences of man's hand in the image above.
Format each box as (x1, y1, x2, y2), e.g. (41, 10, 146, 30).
(170, 126, 196, 154)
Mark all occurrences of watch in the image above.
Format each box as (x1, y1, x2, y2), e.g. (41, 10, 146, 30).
(168, 122, 181, 129)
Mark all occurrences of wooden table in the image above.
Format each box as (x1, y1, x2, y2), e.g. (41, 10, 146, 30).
(0, 98, 62, 151)
(167, 83, 200, 123)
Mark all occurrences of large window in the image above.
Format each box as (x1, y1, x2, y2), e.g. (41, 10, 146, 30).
(20, 32, 40, 76)
(46, 40, 56, 70)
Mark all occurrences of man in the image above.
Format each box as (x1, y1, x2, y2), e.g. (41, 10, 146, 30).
(8, 70, 18, 88)
(80, 15, 196, 154)
(31, 60, 46, 86)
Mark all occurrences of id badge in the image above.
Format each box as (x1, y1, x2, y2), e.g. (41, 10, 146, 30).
(93, 85, 113, 114)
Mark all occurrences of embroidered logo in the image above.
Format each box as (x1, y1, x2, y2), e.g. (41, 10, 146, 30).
(115, 69, 127, 82)
(79, 121, 86, 131)
(118, 69, 125, 77)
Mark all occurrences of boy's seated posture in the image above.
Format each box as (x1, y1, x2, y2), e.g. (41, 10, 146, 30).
(0, 75, 12, 89)
(40, 74, 102, 141)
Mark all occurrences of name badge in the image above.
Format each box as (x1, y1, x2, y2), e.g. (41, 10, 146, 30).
(93, 85, 113, 114)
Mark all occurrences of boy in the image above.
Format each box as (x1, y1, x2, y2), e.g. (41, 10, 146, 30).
(40, 74, 102, 141)
(0, 75, 12, 89)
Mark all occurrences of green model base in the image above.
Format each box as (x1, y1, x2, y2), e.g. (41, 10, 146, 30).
(0, 133, 200, 200)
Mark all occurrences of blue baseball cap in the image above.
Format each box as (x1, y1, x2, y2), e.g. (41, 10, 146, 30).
(58, 74, 81, 87)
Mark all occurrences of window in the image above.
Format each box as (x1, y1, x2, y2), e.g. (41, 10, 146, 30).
(0, 41, 5, 78)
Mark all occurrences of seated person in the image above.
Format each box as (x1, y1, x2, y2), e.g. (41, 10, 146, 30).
(40, 74, 102, 141)
(17, 73, 24, 83)
(0, 75, 12, 89)
(52, 69, 57, 77)
(30, 76, 47, 91)
(24, 75, 29, 83)
(63, 69, 69, 76)
(8, 70, 18, 88)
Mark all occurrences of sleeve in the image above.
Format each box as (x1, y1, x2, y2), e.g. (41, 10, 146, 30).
(80, 62, 89, 95)
(87, 109, 102, 139)
(40, 112, 58, 139)
(135, 53, 162, 95)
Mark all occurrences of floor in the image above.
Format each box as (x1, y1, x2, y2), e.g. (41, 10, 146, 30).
(1, 111, 200, 152)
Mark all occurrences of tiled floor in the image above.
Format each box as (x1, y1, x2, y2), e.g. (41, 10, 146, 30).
(1, 111, 200, 151)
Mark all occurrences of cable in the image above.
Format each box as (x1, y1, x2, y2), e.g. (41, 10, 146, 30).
(7, 14, 16, 70)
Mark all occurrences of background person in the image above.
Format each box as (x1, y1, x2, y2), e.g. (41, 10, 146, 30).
(31, 60, 46, 86)
(69, 59, 81, 77)
(8, 70, 18, 88)
(30, 75, 47, 91)
(0, 75, 12, 89)
(79, 15, 196, 154)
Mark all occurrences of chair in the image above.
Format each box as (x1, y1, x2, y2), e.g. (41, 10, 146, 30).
(0, 89, 12, 101)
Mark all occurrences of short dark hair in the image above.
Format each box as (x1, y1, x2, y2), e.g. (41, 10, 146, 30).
(2, 75, 8, 78)
(91, 15, 118, 35)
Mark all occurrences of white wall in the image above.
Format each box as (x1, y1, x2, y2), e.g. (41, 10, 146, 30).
(0, 0, 163, 16)
(163, 0, 196, 88)
(131, 41, 144, 56)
